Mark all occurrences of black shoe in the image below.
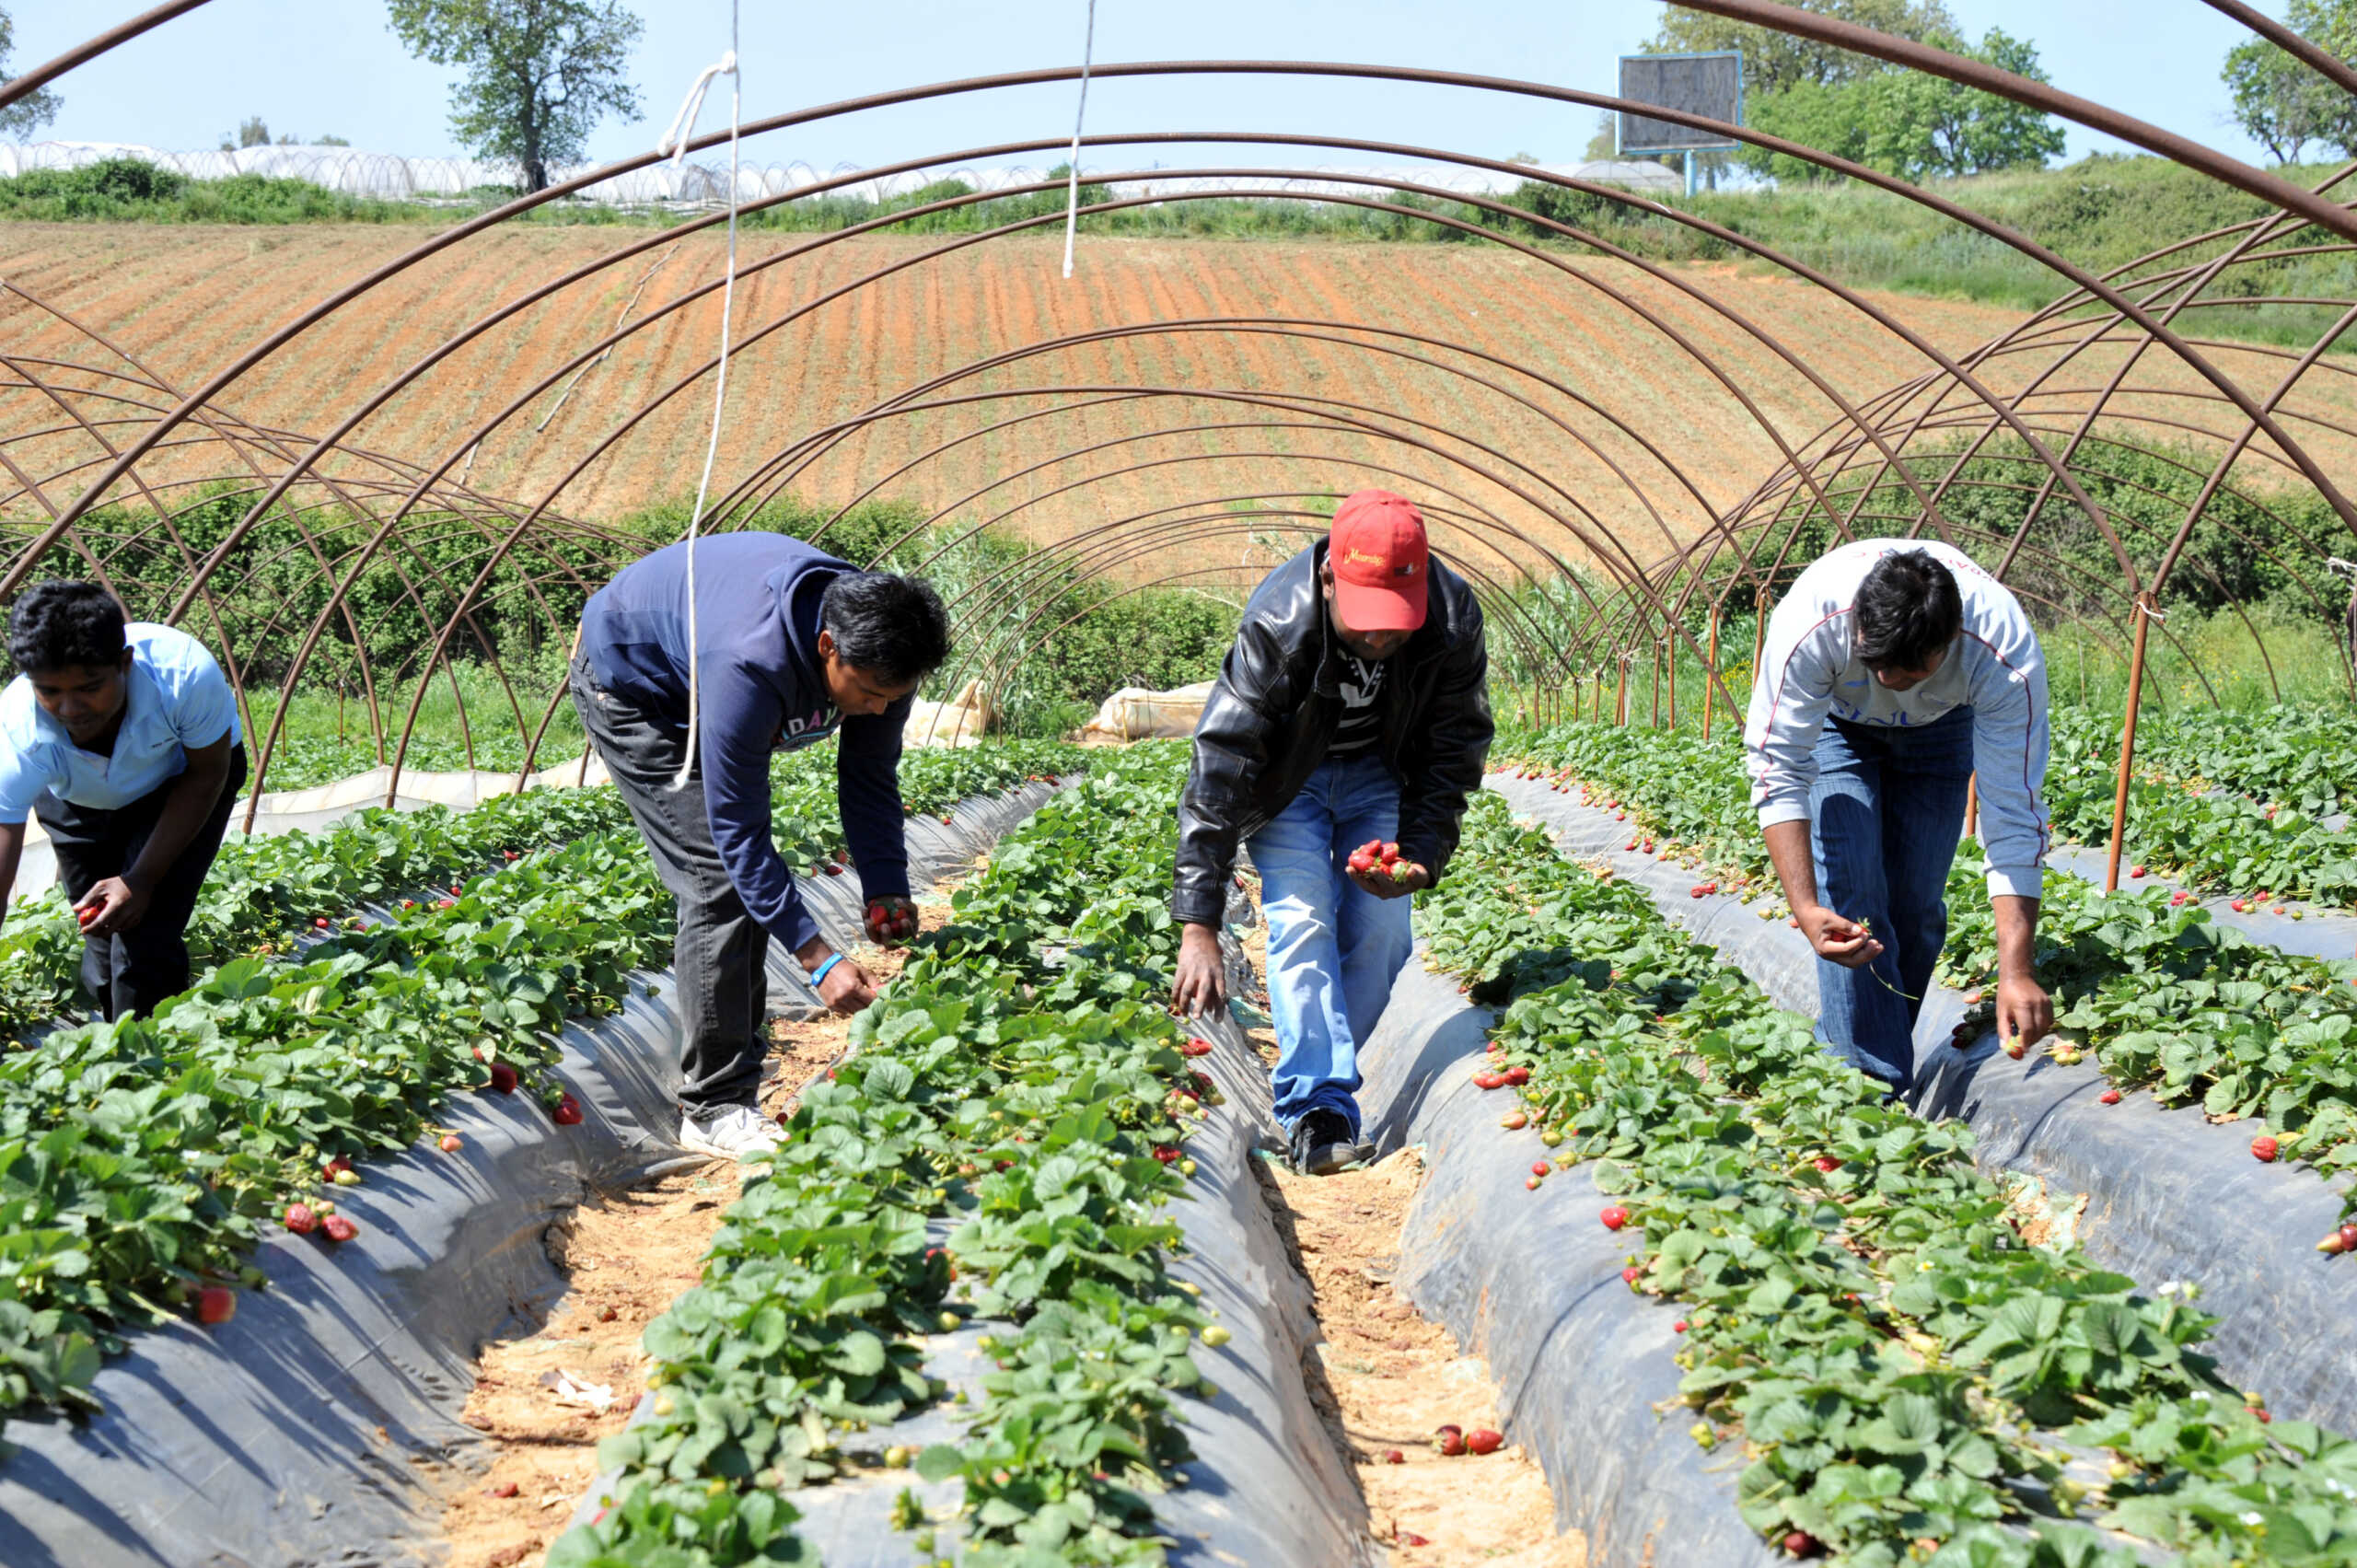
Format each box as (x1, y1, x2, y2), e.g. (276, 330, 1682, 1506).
(1289, 1109, 1362, 1176)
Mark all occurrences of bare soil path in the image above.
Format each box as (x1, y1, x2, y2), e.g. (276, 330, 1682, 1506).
(1237, 905, 1585, 1566)
(432, 884, 967, 1568)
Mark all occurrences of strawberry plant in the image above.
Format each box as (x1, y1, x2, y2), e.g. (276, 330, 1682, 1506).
(556, 747, 1218, 1568)
(1415, 794, 2357, 1566)
(0, 741, 1085, 1434)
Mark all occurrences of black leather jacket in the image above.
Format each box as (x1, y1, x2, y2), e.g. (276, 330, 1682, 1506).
(1172, 542, 1493, 928)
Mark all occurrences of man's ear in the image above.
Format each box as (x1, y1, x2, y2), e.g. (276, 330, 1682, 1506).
(815, 628, 836, 660)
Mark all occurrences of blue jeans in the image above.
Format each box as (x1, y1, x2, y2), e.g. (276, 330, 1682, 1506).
(1809, 706, 1975, 1091)
(1247, 752, 1416, 1137)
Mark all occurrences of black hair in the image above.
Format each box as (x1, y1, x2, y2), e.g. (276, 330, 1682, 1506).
(9, 580, 127, 674)
(1854, 551, 1963, 672)
(819, 572, 951, 685)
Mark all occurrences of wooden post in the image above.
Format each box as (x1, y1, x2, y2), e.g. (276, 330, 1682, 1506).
(1964, 773, 1979, 840)
(1701, 608, 1720, 741)
(1651, 643, 1664, 728)
(1666, 640, 1678, 730)
(1614, 654, 1630, 726)
(2104, 593, 2158, 893)
(1751, 595, 1771, 693)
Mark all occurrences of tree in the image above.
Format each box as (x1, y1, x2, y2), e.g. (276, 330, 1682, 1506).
(1646, 0, 1959, 95)
(2222, 0, 2357, 165)
(1745, 26, 2063, 183)
(0, 6, 60, 141)
(385, 0, 643, 192)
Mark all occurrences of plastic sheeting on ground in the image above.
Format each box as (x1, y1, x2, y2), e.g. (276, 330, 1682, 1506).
(0, 785, 1058, 1568)
(558, 893, 1378, 1567)
(1485, 773, 2357, 1437)
(1354, 957, 1781, 1567)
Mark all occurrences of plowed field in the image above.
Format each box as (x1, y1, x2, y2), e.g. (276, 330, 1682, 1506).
(14, 222, 2318, 585)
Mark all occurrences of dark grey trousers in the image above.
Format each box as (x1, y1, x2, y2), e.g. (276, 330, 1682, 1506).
(41, 744, 248, 1022)
(570, 658, 769, 1115)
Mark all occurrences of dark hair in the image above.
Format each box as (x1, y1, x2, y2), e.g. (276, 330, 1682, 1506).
(9, 580, 127, 674)
(1854, 551, 1963, 672)
(819, 572, 951, 685)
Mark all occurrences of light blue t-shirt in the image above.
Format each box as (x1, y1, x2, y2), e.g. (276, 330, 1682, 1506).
(0, 623, 241, 823)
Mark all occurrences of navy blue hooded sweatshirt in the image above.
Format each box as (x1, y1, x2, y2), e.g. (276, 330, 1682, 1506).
(578, 532, 911, 956)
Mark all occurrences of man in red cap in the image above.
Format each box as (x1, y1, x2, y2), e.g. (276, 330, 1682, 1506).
(1171, 489, 1492, 1174)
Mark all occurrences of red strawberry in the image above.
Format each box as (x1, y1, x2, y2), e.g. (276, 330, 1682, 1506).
(2231, 900, 2248, 912)
(1434, 1424, 1466, 1457)
(1673, 1319, 1689, 1333)
(196, 1285, 236, 1325)
(314, 916, 331, 930)
(504, 849, 519, 861)
(1504, 1065, 1530, 1086)
(284, 1202, 318, 1235)
(1400, 1533, 1430, 1547)
(1381, 1448, 1404, 1464)
(1181, 1038, 1214, 1057)
(2343, 1224, 2357, 1253)
(1600, 1205, 1630, 1231)
(824, 863, 842, 876)
(1526, 1175, 1543, 1191)
(1465, 1429, 1503, 1456)
(2253, 1133, 2281, 1162)
(322, 1214, 358, 1243)
(552, 1094, 584, 1126)
(1473, 1071, 1505, 1090)
(2131, 865, 2146, 879)
(1783, 1532, 1822, 1559)
(438, 899, 456, 910)
(321, 1156, 353, 1182)
(1530, 1161, 1550, 1178)
(488, 1062, 518, 1095)
(438, 1133, 464, 1153)
(1620, 1266, 1641, 1284)
(451, 882, 464, 895)
(1152, 1144, 1182, 1164)
(2098, 1087, 2122, 1105)
(1813, 1156, 1840, 1173)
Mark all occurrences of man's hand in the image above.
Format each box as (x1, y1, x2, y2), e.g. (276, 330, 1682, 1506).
(1995, 971, 2052, 1053)
(865, 896, 919, 947)
(817, 956, 880, 1015)
(1171, 922, 1227, 1018)
(1795, 903, 1884, 969)
(1348, 860, 1429, 900)
(75, 874, 151, 939)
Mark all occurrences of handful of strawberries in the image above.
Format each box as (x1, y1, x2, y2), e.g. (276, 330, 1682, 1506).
(1346, 839, 1417, 884)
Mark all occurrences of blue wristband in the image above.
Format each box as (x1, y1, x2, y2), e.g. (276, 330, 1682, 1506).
(809, 953, 844, 988)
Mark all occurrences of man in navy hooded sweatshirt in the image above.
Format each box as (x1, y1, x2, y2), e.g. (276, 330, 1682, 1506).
(572, 532, 951, 1160)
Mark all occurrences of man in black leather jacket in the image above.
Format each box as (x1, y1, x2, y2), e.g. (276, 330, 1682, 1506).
(1170, 490, 1492, 1174)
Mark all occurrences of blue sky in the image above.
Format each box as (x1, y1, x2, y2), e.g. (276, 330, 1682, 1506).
(11, 0, 2294, 175)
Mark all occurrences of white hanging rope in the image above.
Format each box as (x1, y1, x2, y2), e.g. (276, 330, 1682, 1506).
(663, 6, 742, 791)
(1061, 0, 1097, 280)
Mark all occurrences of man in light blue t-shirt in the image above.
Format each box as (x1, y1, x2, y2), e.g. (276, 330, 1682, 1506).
(0, 582, 247, 1019)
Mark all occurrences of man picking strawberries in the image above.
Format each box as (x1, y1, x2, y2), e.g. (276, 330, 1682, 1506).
(573, 533, 951, 1161)
(1171, 491, 1492, 1175)
(1745, 540, 2055, 1097)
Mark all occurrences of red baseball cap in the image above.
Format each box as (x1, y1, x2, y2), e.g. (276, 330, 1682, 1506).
(1329, 489, 1429, 633)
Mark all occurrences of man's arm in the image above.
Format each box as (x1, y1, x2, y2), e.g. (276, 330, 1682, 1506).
(1763, 817, 1883, 969)
(78, 734, 232, 937)
(1172, 621, 1289, 1017)
(839, 693, 917, 949)
(1966, 623, 2054, 1051)
(1387, 610, 1492, 896)
(699, 669, 874, 1014)
(0, 819, 23, 934)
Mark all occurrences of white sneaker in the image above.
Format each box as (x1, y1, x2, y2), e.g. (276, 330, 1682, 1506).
(679, 1104, 780, 1161)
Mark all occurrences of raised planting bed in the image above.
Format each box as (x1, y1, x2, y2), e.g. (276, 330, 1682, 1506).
(1364, 790, 2357, 1567)
(1489, 769, 2357, 1448)
(0, 744, 1082, 1568)
(544, 746, 1376, 1568)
